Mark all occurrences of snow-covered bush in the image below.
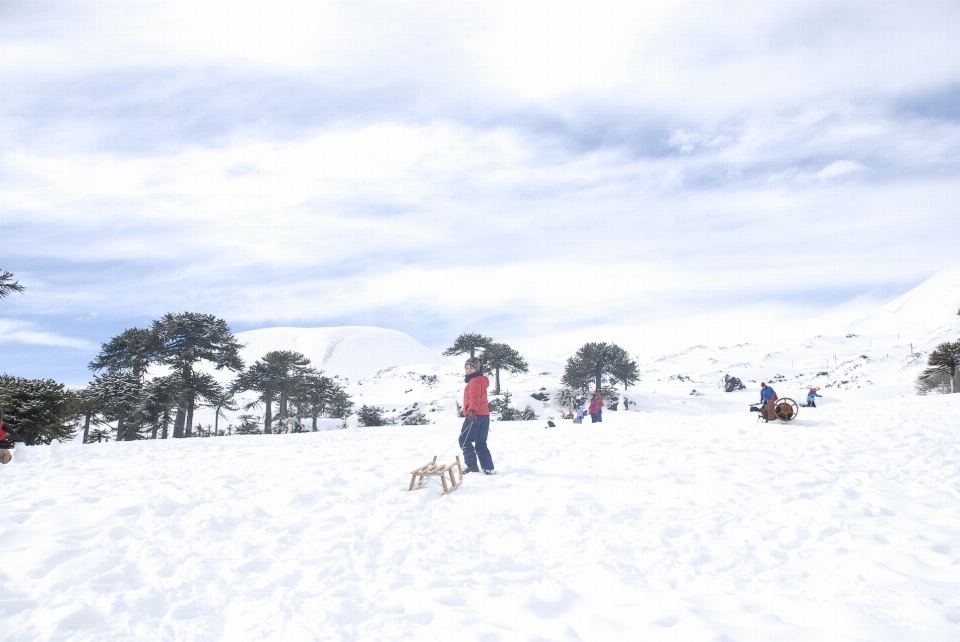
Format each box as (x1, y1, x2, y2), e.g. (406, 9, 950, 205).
(357, 405, 396, 427)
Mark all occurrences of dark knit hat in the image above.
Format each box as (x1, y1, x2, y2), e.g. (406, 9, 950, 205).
(464, 357, 483, 373)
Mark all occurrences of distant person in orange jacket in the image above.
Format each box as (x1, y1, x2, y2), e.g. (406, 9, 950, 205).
(460, 357, 495, 474)
(588, 391, 604, 423)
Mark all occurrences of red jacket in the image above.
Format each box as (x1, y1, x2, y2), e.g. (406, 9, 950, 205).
(588, 395, 603, 413)
(462, 375, 491, 416)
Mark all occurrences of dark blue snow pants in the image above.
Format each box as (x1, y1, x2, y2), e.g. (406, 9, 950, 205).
(459, 415, 494, 471)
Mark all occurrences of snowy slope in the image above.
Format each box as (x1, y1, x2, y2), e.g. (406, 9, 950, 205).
(3, 395, 960, 641)
(235, 326, 453, 383)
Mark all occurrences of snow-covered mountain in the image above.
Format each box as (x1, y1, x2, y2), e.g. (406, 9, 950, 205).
(235, 326, 453, 382)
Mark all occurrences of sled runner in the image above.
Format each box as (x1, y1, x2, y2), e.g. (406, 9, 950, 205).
(408, 455, 464, 494)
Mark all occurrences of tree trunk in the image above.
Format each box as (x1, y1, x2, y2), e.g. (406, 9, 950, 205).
(173, 404, 186, 438)
(264, 396, 273, 434)
(214, 408, 220, 435)
(595, 363, 603, 392)
(494, 367, 501, 395)
(116, 407, 127, 442)
(161, 408, 170, 439)
(83, 410, 92, 443)
(312, 409, 318, 432)
(185, 396, 195, 438)
(279, 391, 288, 428)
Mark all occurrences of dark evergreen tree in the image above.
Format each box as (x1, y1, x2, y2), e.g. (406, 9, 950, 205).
(607, 350, 640, 390)
(489, 390, 537, 421)
(75, 383, 110, 443)
(0, 375, 78, 444)
(482, 342, 529, 394)
(235, 351, 312, 433)
(292, 372, 339, 431)
(89, 328, 160, 379)
(206, 381, 238, 437)
(443, 333, 493, 359)
(85, 371, 145, 441)
(153, 313, 244, 438)
(0, 270, 25, 299)
(562, 342, 637, 392)
(357, 405, 395, 426)
(234, 414, 262, 435)
(326, 388, 355, 425)
(918, 341, 960, 394)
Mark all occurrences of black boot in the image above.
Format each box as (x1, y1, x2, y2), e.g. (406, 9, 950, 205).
(463, 465, 480, 474)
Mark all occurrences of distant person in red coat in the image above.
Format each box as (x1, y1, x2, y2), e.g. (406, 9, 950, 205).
(460, 357, 495, 474)
(0, 420, 24, 464)
(588, 391, 604, 423)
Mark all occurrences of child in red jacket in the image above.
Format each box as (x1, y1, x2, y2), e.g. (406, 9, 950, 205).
(0, 420, 24, 465)
(460, 357, 495, 474)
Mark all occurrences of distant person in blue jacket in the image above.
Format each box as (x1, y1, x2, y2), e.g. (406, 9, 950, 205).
(805, 387, 821, 408)
(760, 382, 778, 421)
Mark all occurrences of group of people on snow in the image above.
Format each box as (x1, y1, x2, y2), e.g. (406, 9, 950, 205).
(757, 381, 823, 421)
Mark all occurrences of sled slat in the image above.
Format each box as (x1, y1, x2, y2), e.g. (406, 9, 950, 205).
(407, 455, 463, 495)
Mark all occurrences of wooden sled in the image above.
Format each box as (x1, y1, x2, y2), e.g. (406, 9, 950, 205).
(408, 455, 463, 494)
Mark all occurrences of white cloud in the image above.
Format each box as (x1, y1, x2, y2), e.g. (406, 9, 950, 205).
(0, 319, 94, 350)
(816, 160, 866, 180)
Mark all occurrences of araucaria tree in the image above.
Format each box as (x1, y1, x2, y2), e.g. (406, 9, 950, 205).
(918, 341, 960, 394)
(482, 342, 529, 395)
(0, 375, 78, 444)
(443, 333, 493, 359)
(235, 351, 312, 434)
(562, 342, 639, 392)
(88, 327, 161, 440)
(0, 270, 25, 299)
(291, 372, 342, 431)
(153, 313, 244, 438)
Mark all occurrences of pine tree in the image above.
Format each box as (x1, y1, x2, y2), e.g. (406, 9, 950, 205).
(607, 350, 640, 390)
(153, 313, 244, 437)
(0, 375, 78, 444)
(918, 341, 960, 394)
(0, 270, 25, 299)
(443, 333, 493, 359)
(326, 388, 355, 426)
(85, 371, 144, 441)
(235, 351, 312, 434)
(143, 374, 189, 439)
(235, 414, 262, 435)
(89, 328, 160, 379)
(75, 383, 110, 443)
(292, 372, 339, 431)
(88, 327, 160, 441)
(562, 342, 637, 392)
(357, 405, 395, 426)
(482, 342, 529, 394)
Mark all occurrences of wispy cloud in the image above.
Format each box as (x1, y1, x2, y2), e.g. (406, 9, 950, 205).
(0, 319, 94, 350)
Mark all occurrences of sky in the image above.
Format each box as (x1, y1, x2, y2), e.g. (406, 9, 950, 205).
(2, 0, 960, 386)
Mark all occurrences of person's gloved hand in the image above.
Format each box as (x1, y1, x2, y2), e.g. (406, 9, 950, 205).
(468, 409, 477, 423)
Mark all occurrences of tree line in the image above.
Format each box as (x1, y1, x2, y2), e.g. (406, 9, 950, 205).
(442, 333, 641, 417)
(1, 311, 353, 445)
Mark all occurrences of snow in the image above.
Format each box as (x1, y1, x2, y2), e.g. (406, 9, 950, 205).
(4, 396, 960, 640)
(3, 266, 960, 640)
